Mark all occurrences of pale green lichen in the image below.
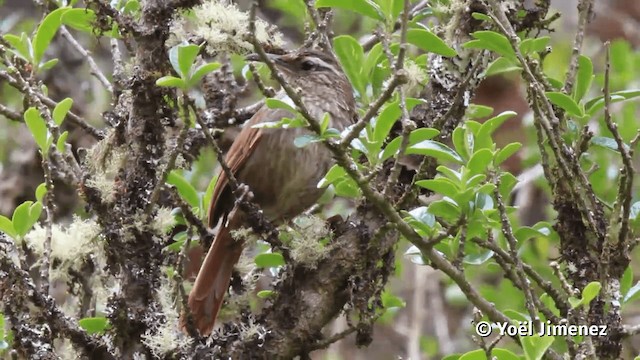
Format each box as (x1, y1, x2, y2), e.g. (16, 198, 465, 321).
(23, 217, 103, 281)
(85, 132, 127, 203)
(286, 215, 332, 269)
(403, 59, 429, 96)
(141, 280, 192, 357)
(170, 0, 283, 55)
(151, 207, 176, 235)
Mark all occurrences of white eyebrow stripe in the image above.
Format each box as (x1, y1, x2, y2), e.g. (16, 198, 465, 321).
(309, 57, 341, 76)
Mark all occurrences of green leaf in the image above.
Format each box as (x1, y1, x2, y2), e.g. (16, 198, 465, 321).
(406, 206, 436, 228)
(318, 164, 347, 188)
(574, 55, 593, 102)
(465, 31, 515, 60)
(333, 35, 366, 96)
(12, 201, 34, 237)
(39, 58, 59, 71)
(624, 281, 640, 303)
(463, 250, 494, 265)
(53, 98, 73, 126)
(3, 33, 31, 61)
(581, 281, 602, 305)
(584, 89, 640, 115)
(475, 111, 517, 150)
(390, 0, 404, 20)
(315, 0, 385, 21)
(428, 199, 461, 220)
(24, 108, 49, 153)
(485, 57, 522, 77)
(381, 290, 406, 309)
(406, 29, 457, 57)
(62, 9, 102, 35)
(265, 98, 298, 114)
(177, 44, 201, 81)
(78, 317, 111, 335)
(404, 245, 426, 265)
(257, 290, 275, 298)
(33, 8, 69, 65)
(294, 134, 321, 148)
(166, 171, 200, 209)
(320, 113, 330, 134)
(474, 191, 494, 210)
(621, 265, 633, 297)
(0, 215, 17, 239)
(540, 293, 560, 317)
(189, 62, 221, 86)
(519, 36, 550, 55)
(363, 42, 384, 80)
(568, 296, 582, 309)
(123, 0, 141, 14)
(471, 12, 491, 22)
(334, 179, 361, 198)
(494, 142, 522, 166)
(416, 179, 459, 199)
(459, 349, 486, 360)
(498, 172, 518, 200)
(466, 104, 494, 119)
(168, 45, 181, 77)
(380, 128, 440, 161)
(202, 174, 219, 215)
(591, 136, 628, 153)
(164, 231, 188, 252)
(254, 252, 285, 268)
(585, 95, 626, 116)
(437, 165, 462, 182)
(56, 131, 69, 153)
(374, 98, 426, 142)
(521, 334, 554, 360)
(156, 76, 186, 88)
(252, 116, 307, 129)
(467, 148, 493, 175)
(28, 202, 43, 230)
(407, 140, 463, 164)
(0, 313, 6, 349)
(514, 226, 546, 242)
(545, 91, 584, 117)
(451, 127, 470, 161)
(35, 183, 47, 203)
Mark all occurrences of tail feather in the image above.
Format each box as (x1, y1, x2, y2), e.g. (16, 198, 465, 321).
(184, 223, 243, 335)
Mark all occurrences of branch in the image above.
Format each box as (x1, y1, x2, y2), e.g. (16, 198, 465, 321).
(0, 235, 116, 359)
(60, 26, 114, 94)
(563, 0, 594, 94)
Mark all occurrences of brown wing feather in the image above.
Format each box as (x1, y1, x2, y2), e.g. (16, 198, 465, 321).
(207, 109, 264, 227)
(207, 106, 291, 227)
(186, 105, 292, 334)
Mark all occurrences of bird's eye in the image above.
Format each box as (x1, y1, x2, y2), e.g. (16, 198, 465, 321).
(301, 60, 316, 71)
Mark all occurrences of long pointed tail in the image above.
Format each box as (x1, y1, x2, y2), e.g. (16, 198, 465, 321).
(184, 223, 243, 335)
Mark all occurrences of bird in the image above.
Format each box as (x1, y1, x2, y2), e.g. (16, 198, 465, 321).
(186, 48, 356, 335)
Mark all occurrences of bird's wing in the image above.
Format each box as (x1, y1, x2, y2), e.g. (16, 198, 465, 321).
(207, 106, 291, 227)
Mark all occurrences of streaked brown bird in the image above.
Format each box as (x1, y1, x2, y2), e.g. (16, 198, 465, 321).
(187, 49, 356, 335)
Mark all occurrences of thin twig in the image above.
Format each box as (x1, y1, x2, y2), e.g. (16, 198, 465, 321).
(0, 69, 104, 139)
(601, 42, 635, 247)
(563, 0, 594, 95)
(0, 102, 22, 121)
(143, 94, 192, 216)
(384, 0, 415, 197)
(494, 175, 540, 331)
(60, 26, 114, 94)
